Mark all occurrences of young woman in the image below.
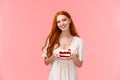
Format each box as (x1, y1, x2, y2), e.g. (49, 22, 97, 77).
(42, 11, 84, 80)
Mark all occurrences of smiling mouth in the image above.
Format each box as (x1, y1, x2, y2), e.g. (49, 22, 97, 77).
(61, 25, 66, 28)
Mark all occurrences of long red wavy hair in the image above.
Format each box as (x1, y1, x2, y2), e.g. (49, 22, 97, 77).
(42, 11, 80, 58)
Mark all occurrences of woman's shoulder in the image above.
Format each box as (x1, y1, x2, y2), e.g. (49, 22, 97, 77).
(74, 36, 83, 42)
(73, 36, 83, 46)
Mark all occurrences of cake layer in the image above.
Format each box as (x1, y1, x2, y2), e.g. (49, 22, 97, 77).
(59, 49, 71, 57)
(59, 54, 71, 57)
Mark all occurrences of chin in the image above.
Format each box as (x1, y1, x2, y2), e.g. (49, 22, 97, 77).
(63, 29, 70, 31)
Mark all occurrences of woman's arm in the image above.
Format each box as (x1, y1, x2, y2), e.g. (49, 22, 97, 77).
(72, 54, 83, 68)
(72, 38, 83, 68)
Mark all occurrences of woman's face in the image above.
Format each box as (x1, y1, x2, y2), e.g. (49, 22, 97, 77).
(56, 15, 71, 31)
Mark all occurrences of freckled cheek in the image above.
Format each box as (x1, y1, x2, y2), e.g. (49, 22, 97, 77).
(65, 22, 70, 26)
(57, 23, 61, 27)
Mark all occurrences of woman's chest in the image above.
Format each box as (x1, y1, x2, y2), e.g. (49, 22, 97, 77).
(59, 38, 73, 50)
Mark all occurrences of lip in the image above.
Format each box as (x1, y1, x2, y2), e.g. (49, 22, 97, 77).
(60, 25, 66, 29)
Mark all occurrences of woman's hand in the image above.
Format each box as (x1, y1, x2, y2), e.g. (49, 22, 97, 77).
(51, 54, 82, 68)
(52, 54, 59, 60)
(44, 54, 59, 65)
(67, 54, 78, 60)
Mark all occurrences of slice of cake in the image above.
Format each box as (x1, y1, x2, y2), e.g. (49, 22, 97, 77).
(59, 49, 71, 57)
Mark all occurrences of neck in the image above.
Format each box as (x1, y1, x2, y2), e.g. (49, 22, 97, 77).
(60, 30, 72, 38)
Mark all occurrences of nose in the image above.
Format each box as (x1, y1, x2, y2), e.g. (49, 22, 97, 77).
(60, 21, 64, 26)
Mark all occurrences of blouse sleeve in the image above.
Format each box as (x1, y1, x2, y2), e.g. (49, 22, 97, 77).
(42, 40, 49, 58)
(78, 38, 84, 61)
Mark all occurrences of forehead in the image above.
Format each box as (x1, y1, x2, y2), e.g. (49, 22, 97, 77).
(56, 15, 69, 21)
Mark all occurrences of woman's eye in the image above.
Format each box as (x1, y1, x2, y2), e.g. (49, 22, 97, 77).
(57, 21, 60, 23)
(63, 18, 67, 21)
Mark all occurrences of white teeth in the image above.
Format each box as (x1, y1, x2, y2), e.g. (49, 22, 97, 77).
(61, 25, 66, 28)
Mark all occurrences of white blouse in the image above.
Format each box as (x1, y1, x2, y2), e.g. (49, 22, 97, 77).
(42, 36, 84, 80)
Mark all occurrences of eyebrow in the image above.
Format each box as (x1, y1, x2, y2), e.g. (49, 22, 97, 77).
(57, 17, 67, 21)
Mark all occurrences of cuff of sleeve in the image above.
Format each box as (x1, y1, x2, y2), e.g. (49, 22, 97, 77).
(42, 53, 47, 58)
